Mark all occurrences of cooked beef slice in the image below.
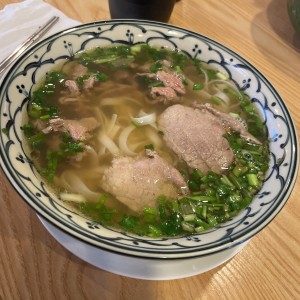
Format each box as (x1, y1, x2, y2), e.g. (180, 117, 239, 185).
(82, 76, 96, 89)
(64, 117, 99, 140)
(196, 103, 261, 144)
(156, 71, 185, 95)
(100, 151, 188, 212)
(64, 80, 80, 96)
(150, 86, 180, 104)
(158, 104, 235, 174)
(137, 70, 186, 104)
(42, 117, 99, 141)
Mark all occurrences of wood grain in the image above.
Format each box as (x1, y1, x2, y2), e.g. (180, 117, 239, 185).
(0, 0, 299, 299)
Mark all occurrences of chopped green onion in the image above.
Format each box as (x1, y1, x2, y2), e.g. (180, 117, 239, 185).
(210, 96, 222, 105)
(147, 225, 162, 237)
(149, 61, 163, 73)
(216, 71, 229, 80)
(220, 175, 234, 187)
(195, 226, 205, 233)
(148, 80, 164, 88)
(95, 56, 119, 64)
(187, 195, 218, 202)
(183, 214, 197, 222)
(130, 44, 144, 54)
(201, 205, 207, 219)
(181, 221, 195, 232)
(193, 83, 204, 90)
(246, 173, 260, 187)
(232, 165, 248, 177)
(144, 144, 154, 150)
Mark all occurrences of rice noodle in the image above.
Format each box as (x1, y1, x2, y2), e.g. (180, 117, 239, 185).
(100, 96, 142, 107)
(118, 124, 137, 156)
(144, 126, 163, 148)
(208, 79, 242, 95)
(94, 107, 107, 127)
(98, 132, 120, 155)
(130, 141, 148, 152)
(96, 85, 141, 99)
(184, 77, 212, 101)
(83, 145, 99, 166)
(109, 125, 121, 139)
(213, 91, 231, 105)
(95, 113, 119, 155)
(77, 166, 106, 179)
(97, 124, 120, 155)
(106, 113, 118, 135)
(60, 193, 86, 203)
(59, 171, 101, 202)
(200, 68, 209, 87)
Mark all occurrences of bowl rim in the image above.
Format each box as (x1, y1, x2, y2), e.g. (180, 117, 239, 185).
(0, 19, 299, 259)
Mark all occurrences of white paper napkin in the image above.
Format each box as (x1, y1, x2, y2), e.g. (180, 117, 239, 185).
(0, 0, 80, 62)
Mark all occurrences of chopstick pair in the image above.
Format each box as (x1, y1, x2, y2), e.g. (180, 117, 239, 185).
(0, 16, 59, 74)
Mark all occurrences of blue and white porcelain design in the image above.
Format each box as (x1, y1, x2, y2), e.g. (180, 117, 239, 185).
(0, 20, 298, 259)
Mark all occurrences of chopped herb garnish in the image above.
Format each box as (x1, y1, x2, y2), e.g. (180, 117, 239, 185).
(29, 71, 64, 120)
(1, 128, 8, 135)
(193, 83, 204, 90)
(39, 133, 85, 181)
(207, 69, 218, 80)
(144, 144, 155, 150)
(149, 61, 163, 73)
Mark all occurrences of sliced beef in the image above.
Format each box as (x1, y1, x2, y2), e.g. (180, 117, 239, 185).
(64, 80, 80, 96)
(65, 117, 99, 140)
(137, 70, 186, 104)
(83, 76, 96, 90)
(42, 118, 65, 134)
(150, 87, 180, 104)
(156, 71, 185, 95)
(196, 103, 261, 144)
(65, 76, 96, 94)
(158, 104, 235, 174)
(42, 117, 99, 141)
(100, 150, 188, 212)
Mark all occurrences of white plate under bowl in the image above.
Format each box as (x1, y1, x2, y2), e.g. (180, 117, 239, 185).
(38, 215, 248, 280)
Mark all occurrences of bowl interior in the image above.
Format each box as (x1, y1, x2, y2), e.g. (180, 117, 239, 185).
(0, 20, 298, 259)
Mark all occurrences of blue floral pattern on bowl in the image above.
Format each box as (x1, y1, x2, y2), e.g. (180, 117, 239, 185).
(0, 20, 298, 259)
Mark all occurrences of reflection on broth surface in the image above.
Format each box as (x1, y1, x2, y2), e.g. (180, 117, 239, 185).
(23, 45, 269, 237)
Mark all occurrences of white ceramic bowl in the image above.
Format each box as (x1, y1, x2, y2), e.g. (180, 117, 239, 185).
(0, 20, 298, 279)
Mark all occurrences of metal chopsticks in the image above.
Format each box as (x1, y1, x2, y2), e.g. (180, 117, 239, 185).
(0, 16, 59, 74)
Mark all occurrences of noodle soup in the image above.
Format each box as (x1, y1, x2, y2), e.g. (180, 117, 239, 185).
(23, 45, 269, 237)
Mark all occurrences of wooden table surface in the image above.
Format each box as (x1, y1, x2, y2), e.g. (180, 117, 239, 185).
(0, 0, 299, 299)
